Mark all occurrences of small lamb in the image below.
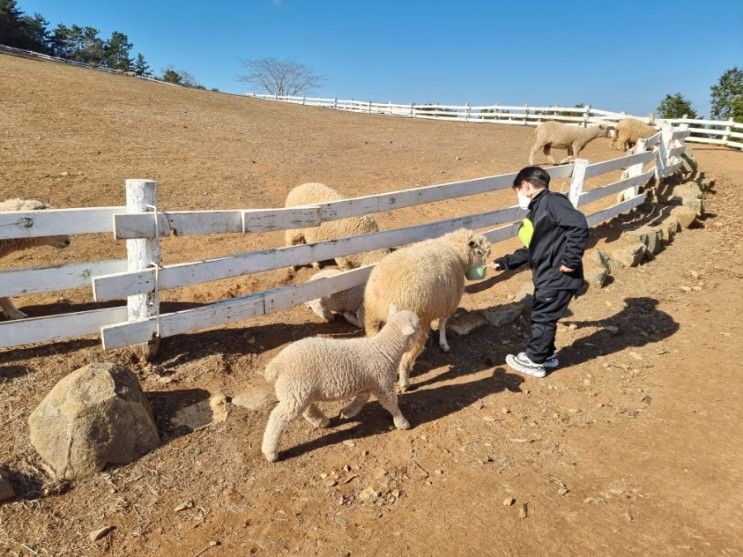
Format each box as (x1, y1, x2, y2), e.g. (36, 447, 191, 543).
(305, 267, 365, 327)
(0, 198, 71, 319)
(261, 305, 420, 462)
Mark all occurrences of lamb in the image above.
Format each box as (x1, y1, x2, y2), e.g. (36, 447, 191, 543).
(528, 121, 610, 165)
(612, 117, 657, 151)
(261, 305, 421, 462)
(0, 199, 70, 320)
(305, 267, 365, 327)
(363, 228, 491, 391)
(284, 182, 389, 269)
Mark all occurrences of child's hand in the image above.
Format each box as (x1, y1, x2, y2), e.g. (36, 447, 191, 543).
(559, 265, 574, 273)
(489, 262, 502, 271)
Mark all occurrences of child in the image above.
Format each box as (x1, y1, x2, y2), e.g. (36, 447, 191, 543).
(491, 166, 589, 377)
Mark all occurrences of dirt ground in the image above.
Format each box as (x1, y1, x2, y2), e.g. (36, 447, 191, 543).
(1, 53, 742, 556)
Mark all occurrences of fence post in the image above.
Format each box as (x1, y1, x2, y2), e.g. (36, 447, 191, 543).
(410, 102, 414, 117)
(657, 121, 673, 179)
(523, 103, 529, 125)
(388, 100, 392, 115)
(333, 98, 338, 110)
(583, 105, 591, 127)
(125, 179, 161, 361)
(568, 159, 589, 207)
(723, 117, 733, 146)
(618, 139, 647, 202)
(302, 96, 306, 105)
(465, 102, 471, 121)
(368, 100, 372, 114)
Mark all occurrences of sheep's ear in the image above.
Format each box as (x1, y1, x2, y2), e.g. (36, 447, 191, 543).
(387, 303, 398, 318)
(400, 321, 416, 336)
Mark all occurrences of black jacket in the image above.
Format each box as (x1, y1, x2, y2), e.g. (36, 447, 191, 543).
(495, 189, 588, 292)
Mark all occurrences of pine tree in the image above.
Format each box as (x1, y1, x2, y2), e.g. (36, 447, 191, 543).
(657, 93, 697, 119)
(132, 53, 151, 76)
(104, 31, 133, 70)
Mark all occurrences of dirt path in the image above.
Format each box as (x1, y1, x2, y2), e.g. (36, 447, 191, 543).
(1, 53, 742, 556)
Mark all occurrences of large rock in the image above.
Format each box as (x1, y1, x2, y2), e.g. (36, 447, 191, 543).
(609, 241, 647, 268)
(623, 226, 664, 256)
(484, 304, 525, 327)
(28, 362, 160, 479)
(670, 206, 698, 229)
(584, 249, 611, 287)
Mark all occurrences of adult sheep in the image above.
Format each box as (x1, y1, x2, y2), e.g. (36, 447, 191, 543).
(0, 198, 71, 319)
(284, 182, 388, 270)
(363, 228, 491, 390)
(612, 117, 657, 151)
(528, 121, 610, 165)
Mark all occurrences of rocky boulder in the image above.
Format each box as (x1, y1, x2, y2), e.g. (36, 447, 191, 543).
(28, 362, 160, 479)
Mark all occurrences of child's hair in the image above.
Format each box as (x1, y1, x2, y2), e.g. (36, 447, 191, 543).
(513, 166, 550, 190)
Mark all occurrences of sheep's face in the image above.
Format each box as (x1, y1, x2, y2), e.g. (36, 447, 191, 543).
(44, 235, 71, 249)
(597, 123, 612, 138)
(467, 234, 491, 267)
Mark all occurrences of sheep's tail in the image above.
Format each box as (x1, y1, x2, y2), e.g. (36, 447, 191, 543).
(264, 359, 282, 383)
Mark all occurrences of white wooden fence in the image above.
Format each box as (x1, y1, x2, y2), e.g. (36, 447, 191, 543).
(249, 94, 743, 151)
(0, 124, 688, 351)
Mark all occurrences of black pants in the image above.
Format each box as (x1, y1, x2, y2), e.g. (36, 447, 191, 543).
(525, 289, 575, 363)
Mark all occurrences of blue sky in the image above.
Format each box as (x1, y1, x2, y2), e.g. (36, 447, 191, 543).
(18, 0, 743, 116)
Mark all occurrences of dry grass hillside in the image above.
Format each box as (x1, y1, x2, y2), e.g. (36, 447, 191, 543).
(1, 52, 742, 556)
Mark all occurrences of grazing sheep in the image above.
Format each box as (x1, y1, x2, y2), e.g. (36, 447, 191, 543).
(612, 117, 657, 151)
(284, 182, 388, 269)
(305, 267, 365, 327)
(0, 199, 70, 320)
(261, 305, 421, 462)
(528, 121, 610, 165)
(363, 228, 491, 390)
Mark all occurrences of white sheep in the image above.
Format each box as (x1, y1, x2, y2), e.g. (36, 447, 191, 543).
(363, 228, 491, 391)
(612, 117, 657, 151)
(305, 267, 365, 327)
(528, 121, 610, 165)
(261, 305, 421, 462)
(0, 199, 70, 320)
(284, 182, 388, 269)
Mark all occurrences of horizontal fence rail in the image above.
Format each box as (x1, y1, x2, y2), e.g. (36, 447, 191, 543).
(249, 94, 743, 151)
(0, 259, 127, 297)
(112, 166, 575, 239)
(0, 206, 125, 240)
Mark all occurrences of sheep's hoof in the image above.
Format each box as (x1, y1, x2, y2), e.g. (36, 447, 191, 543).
(439, 342, 450, 353)
(397, 382, 410, 393)
(394, 417, 411, 430)
(316, 417, 330, 429)
(263, 451, 279, 462)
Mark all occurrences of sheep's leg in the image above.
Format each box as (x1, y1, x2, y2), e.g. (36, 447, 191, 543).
(262, 399, 303, 462)
(438, 317, 450, 353)
(543, 144, 556, 165)
(528, 142, 544, 165)
(0, 297, 27, 320)
(302, 403, 330, 428)
(398, 328, 429, 391)
(342, 310, 363, 328)
(558, 144, 576, 164)
(376, 389, 411, 430)
(340, 392, 370, 419)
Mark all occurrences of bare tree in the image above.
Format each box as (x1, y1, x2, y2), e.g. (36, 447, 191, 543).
(237, 57, 324, 96)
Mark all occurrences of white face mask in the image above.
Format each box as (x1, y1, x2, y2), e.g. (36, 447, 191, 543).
(517, 190, 531, 210)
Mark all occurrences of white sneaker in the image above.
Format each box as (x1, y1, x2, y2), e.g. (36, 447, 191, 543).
(505, 352, 547, 378)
